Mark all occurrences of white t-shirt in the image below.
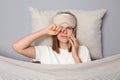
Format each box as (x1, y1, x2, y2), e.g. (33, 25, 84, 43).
(34, 45, 91, 64)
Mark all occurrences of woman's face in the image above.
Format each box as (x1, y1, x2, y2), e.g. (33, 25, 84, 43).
(57, 23, 74, 43)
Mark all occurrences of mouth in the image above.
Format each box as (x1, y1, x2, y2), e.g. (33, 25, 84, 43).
(61, 36, 68, 39)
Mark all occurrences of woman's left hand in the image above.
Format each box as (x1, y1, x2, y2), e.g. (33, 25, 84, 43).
(69, 33, 82, 63)
(69, 33, 79, 57)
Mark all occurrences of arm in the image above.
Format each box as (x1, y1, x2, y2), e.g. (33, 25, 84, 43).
(12, 24, 62, 59)
(73, 56, 82, 64)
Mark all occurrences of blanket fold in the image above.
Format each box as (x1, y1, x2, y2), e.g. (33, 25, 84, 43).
(0, 54, 120, 80)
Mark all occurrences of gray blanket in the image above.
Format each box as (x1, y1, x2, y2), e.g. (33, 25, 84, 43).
(0, 54, 120, 80)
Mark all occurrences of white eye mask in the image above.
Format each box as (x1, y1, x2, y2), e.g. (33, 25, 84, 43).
(52, 13, 76, 28)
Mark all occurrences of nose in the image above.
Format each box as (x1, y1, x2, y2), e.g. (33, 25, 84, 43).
(62, 28, 67, 34)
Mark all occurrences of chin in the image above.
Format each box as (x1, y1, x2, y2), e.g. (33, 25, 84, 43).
(59, 39, 69, 43)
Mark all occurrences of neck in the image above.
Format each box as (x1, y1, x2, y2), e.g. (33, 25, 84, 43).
(59, 42, 68, 50)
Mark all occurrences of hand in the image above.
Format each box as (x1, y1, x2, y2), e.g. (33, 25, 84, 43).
(45, 24, 62, 36)
(69, 33, 79, 57)
(69, 33, 82, 63)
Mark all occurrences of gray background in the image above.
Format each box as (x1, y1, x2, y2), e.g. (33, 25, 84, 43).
(0, 0, 120, 61)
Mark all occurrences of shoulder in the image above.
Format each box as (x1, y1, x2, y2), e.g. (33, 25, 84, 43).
(78, 45, 90, 56)
(78, 45, 91, 62)
(79, 45, 89, 51)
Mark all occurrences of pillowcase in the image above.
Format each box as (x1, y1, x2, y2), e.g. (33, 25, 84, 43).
(29, 7, 106, 60)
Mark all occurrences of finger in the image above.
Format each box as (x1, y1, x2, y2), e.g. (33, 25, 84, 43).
(70, 34, 76, 42)
(52, 25, 57, 30)
(71, 33, 78, 41)
(71, 34, 78, 47)
(56, 28, 62, 34)
(56, 26, 61, 31)
(71, 33, 76, 39)
(69, 38, 74, 47)
(61, 27, 66, 32)
(59, 26, 63, 31)
(70, 37, 76, 47)
(57, 27, 62, 32)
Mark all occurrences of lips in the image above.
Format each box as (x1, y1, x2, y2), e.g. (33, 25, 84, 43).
(61, 36, 68, 38)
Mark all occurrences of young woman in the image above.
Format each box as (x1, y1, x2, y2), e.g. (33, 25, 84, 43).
(12, 12, 91, 64)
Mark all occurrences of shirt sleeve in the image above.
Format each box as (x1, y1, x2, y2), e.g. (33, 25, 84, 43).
(78, 46, 91, 63)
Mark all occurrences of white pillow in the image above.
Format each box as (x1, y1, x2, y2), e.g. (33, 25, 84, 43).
(29, 7, 106, 60)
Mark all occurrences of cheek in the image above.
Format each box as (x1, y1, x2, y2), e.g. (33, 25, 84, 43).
(67, 31, 73, 37)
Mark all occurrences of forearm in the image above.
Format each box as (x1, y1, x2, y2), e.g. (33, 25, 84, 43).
(73, 56, 82, 64)
(13, 28, 47, 50)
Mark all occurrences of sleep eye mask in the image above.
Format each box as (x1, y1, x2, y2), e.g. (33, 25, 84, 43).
(52, 13, 76, 28)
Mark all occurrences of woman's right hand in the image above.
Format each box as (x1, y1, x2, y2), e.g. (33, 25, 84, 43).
(45, 24, 62, 36)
